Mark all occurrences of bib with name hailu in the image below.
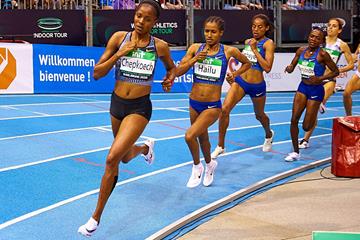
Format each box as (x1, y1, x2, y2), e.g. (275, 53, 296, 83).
(193, 44, 228, 86)
(298, 47, 325, 79)
(116, 32, 157, 86)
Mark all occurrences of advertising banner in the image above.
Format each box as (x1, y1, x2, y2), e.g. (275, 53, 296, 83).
(0, 10, 86, 45)
(33, 44, 113, 93)
(281, 10, 352, 43)
(194, 10, 274, 44)
(93, 10, 186, 47)
(0, 43, 33, 94)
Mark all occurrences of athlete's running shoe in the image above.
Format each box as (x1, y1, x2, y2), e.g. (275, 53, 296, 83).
(211, 146, 225, 159)
(186, 163, 204, 188)
(142, 139, 155, 165)
(203, 160, 218, 187)
(298, 139, 310, 149)
(78, 217, 98, 237)
(284, 152, 301, 162)
(262, 129, 275, 152)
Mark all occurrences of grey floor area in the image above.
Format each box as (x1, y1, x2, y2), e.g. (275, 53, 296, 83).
(179, 166, 360, 240)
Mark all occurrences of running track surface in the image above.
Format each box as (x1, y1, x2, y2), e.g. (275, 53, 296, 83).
(0, 92, 359, 240)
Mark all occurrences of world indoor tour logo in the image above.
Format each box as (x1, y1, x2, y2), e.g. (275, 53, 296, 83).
(0, 47, 16, 89)
(34, 18, 68, 39)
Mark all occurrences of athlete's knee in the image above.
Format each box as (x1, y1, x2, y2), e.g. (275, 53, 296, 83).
(221, 105, 231, 117)
(198, 134, 209, 144)
(255, 112, 268, 122)
(185, 131, 196, 143)
(106, 152, 121, 169)
(290, 117, 299, 126)
(302, 122, 313, 132)
(343, 90, 351, 98)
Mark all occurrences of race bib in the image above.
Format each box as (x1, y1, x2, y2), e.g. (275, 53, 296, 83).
(323, 47, 341, 63)
(194, 57, 222, 81)
(120, 49, 156, 80)
(298, 59, 315, 79)
(242, 45, 260, 64)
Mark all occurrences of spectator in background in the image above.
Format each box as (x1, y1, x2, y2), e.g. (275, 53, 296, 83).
(113, 0, 135, 9)
(194, 0, 201, 9)
(282, 0, 303, 10)
(160, 0, 183, 9)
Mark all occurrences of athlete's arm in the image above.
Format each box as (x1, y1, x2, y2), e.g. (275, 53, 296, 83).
(156, 39, 176, 92)
(93, 31, 135, 80)
(284, 47, 303, 73)
(252, 39, 275, 73)
(176, 44, 205, 77)
(339, 41, 354, 73)
(318, 50, 340, 81)
(226, 46, 251, 82)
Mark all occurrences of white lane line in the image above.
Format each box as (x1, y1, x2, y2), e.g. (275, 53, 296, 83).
(0, 102, 349, 121)
(316, 126, 333, 131)
(0, 133, 332, 230)
(0, 110, 108, 121)
(0, 115, 336, 173)
(0, 108, 341, 142)
(0, 147, 112, 173)
(167, 108, 189, 113)
(94, 127, 112, 132)
(0, 126, 110, 141)
(0, 109, 301, 141)
(0, 105, 50, 116)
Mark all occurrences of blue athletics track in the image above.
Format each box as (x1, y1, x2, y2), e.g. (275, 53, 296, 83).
(0, 91, 359, 240)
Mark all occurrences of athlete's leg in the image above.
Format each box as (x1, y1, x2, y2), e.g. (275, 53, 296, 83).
(343, 73, 360, 116)
(290, 92, 308, 154)
(217, 83, 246, 148)
(186, 108, 221, 165)
(323, 81, 336, 104)
(251, 95, 272, 138)
(92, 114, 149, 222)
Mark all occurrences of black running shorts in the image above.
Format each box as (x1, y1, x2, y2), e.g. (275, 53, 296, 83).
(110, 92, 152, 121)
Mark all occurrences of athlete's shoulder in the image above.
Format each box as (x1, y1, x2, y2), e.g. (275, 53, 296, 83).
(153, 37, 168, 48)
(296, 46, 306, 54)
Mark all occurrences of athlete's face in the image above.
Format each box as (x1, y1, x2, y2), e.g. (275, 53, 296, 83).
(134, 4, 157, 35)
(251, 18, 269, 39)
(327, 19, 342, 37)
(308, 30, 323, 48)
(203, 22, 223, 45)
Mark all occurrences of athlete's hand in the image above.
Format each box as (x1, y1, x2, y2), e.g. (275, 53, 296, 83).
(249, 39, 258, 51)
(117, 39, 137, 57)
(226, 72, 235, 84)
(161, 78, 173, 92)
(194, 49, 208, 61)
(161, 71, 174, 92)
(308, 76, 323, 85)
(284, 64, 294, 73)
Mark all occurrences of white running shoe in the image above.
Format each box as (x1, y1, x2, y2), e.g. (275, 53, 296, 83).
(319, 103, 326, 114)
(142, 139, 155, 165)
(186, 163, 204, 188)
(203, 160, 218, 187)
(284, 152, 300, 162)
(262, 129, 275, 152)
(298, 139, 310, 149)
(78, 217, 98, 237)
(211, 146, 225, 159)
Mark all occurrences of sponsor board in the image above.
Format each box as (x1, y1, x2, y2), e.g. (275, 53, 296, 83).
(33, 44, 113, 93)
(0, 43, 33, 94)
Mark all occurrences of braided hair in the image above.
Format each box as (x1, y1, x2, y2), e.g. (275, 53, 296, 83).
(136, 0, 162, 19)
(204, 16, 225, 32)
